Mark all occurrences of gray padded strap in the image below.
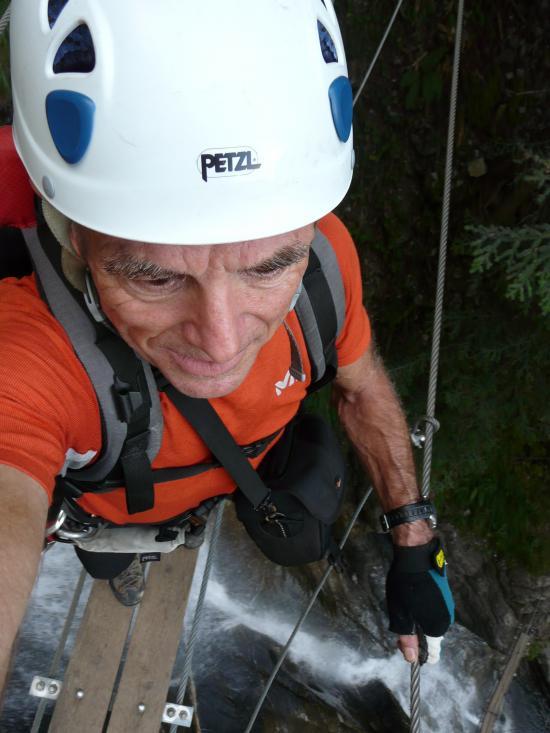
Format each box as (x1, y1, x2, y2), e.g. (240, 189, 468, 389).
(21, 227, 163, 481)
(293, 226, 345, 382)
(294, 287, 325, 379)
(310, 227, 346, 334)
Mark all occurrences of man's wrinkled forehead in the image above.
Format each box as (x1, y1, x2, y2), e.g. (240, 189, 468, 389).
(79, 223, 314, 274)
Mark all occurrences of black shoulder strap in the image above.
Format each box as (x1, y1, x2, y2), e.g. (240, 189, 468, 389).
(163, 385, 270, 510)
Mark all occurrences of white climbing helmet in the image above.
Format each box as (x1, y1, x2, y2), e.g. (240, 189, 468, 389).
(10, 0, 354, 245)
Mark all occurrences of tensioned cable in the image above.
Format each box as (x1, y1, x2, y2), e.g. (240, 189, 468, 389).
(30, 566, 88, 733)
(169, 499, 226, 733)
(419, 0, 465, 499)
(0, 4, 10, 36)
(353, 0, 406, 107)
(243, 486, 373, 733)
(410, 0, 465, 731)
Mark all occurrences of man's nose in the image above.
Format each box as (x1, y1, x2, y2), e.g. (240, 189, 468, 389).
(187, 284, 244, 363)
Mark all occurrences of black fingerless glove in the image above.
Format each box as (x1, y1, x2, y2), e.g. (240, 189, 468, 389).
(385, 537, 455, 637)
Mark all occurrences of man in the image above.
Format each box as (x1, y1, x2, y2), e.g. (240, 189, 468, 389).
(0, 0, 453, 695)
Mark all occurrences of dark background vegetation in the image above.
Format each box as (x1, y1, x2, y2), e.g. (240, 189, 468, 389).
(0, 0, 548, 571)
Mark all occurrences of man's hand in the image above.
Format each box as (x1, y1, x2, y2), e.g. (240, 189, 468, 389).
(386, 536, 455, 663)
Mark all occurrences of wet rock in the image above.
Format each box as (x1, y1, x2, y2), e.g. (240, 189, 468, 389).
(438, 522, 518, 652)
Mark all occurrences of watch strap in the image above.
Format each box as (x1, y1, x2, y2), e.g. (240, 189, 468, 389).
(379, 499, 436, 532)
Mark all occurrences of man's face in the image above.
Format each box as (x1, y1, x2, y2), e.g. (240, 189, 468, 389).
(72, 224, 314, 398)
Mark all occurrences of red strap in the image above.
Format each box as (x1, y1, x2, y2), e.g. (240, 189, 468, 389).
(0, 125, 36, 228)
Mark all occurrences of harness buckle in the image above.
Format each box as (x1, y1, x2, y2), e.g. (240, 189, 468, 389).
(113, 376, 146, 423)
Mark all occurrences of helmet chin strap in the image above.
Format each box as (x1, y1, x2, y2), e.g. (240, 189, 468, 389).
(288, 280, 303, 313)
(84, 269, 112, 327)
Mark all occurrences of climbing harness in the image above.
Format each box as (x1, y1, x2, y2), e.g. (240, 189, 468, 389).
(409, 0, 466, 730)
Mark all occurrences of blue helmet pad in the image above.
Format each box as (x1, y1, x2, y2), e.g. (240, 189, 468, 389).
(328, 76, 353, 143)
(46, 90, 95, 164)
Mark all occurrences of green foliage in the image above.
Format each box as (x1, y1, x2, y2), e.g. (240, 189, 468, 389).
(465, 151, 550, 315)
(467, 223, 550, 314)
(523, 151, 550, 206)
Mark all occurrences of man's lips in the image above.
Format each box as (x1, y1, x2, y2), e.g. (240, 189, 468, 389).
(165, 348, 246, 378)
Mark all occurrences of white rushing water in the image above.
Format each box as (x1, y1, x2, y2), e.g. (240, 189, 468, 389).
(194, 578, 513, 733)
(1, 539, 544, 732)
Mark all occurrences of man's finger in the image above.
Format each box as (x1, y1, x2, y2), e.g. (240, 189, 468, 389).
(397, 634, 418, 663)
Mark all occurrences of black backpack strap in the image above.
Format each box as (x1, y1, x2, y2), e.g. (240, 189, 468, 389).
(162, 385, 271, 510)
(94, 327, 155, 514)
(294, 226, 346, 392)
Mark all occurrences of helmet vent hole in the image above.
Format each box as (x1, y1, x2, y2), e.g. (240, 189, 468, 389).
(53, 24, 96, 74)
(317, 21, 338, 63)
(48, 0, 70, 28)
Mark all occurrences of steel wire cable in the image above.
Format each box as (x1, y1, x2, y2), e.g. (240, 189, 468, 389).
(353, 0, 406, 107)
(420, 0, 465, 500)
(169, 499, 226, 733)
(243, 486, 373, 733)
(30, 566, 88, 733)
(410, 0, 465, 731)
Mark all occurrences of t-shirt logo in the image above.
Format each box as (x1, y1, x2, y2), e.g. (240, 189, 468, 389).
(275, 370, 295, 397)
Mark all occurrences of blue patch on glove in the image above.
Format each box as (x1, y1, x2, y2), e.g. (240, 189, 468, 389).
(428, 568, 455, 624)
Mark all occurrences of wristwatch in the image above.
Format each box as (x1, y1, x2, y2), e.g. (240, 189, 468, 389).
(379, 499, 437, 533)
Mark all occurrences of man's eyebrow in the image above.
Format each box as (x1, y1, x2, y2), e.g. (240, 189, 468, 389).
(240, 242, 310, 274)
(100, 254, 181, 280)
(99, 241, 311, 279)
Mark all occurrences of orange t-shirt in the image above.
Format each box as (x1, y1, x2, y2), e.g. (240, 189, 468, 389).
(0, 213, 370, 524)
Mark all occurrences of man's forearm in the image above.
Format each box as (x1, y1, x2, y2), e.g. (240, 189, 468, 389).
(334, 349, 433, 545)
(0, 467, 48, 700)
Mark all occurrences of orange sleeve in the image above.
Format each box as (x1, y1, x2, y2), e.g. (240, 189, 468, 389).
(0, 276, 101, 502)
(317, 213, 371, 367)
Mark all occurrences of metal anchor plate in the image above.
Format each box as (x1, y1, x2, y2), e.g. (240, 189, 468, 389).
(29, 675, 62, 700)
(162, 703, 194, 727)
